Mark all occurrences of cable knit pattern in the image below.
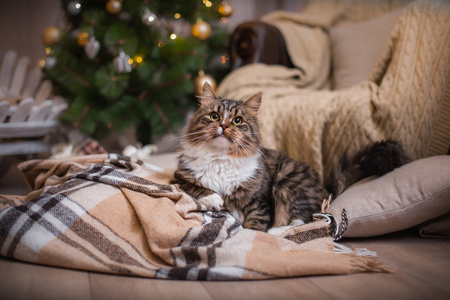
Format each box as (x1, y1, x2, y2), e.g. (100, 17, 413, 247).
(218, 0, 450, 181)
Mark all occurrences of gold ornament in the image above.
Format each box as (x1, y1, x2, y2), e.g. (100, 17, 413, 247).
(41, 26, 61, 46)
(77, 32, 89, 46)
(194, 70, 216, 95)
(192, 19, 211, 40)
(106, 0, 122, 14)
(218, 1, 233, 17)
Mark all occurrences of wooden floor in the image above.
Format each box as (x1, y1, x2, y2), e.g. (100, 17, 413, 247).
(1, 157, 450, 300)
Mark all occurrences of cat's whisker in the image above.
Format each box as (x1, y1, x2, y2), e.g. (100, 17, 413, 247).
(236, 140, 254, 156)
(186, 132, 213, 141)
(167, 143, 182, 153)
(180, 129, 216, 140)
(228, 133, 250, 153)
(254, 145, 268, 160)
(229, 133, 267, 159)
(245, 140, 267, 160)
(186, 132, 216, 147)
(183, 128, 216, 140)
(155, 130, 212, 148)
(228, 132, 259, 157)
(186, 136, 210, 147)
(192, 134, 218, 150)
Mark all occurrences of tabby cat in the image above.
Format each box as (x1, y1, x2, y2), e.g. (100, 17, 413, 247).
(174, 83, 408, 232)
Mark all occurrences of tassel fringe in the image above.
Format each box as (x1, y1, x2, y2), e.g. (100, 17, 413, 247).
(351, 256, 397, 273)
(333, 242, 377, 256)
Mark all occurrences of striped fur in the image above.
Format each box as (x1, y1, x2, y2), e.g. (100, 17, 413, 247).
(174, 83, 407, 232)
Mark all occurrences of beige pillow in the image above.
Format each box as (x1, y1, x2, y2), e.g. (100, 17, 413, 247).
(330, 7, 405, 89)
(328, 156, 450, 237)
(417, 213, 450, 238)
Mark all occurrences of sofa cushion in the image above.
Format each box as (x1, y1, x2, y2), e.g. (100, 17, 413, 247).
(417, 212, 450, 238)
(328, 156, 450, 237)
(330, 7, 405, 89)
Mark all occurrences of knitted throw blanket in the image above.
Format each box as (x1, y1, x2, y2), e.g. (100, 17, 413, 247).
(217, 0, 450, 180)
(0, 154, 389, 280)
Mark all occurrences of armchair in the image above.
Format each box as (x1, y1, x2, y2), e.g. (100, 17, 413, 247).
(220, 0, 449, 178)
(229, 21, 292, 70)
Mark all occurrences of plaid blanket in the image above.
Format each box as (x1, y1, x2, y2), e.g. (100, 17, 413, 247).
(0, 154, 389, 280)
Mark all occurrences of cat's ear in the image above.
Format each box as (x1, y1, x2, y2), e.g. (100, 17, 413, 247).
(244, 93, 262, 117)
(199, 82, 219, 107)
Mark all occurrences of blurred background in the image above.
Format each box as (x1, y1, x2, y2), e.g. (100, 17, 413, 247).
(0, 0, 307, 192)
(0, 0, 307, 66)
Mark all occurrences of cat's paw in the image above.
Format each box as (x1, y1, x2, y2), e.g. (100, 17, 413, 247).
(267, 226, 290, 236)
(198, 194, 224, 211)
(267, 219, 305, 236)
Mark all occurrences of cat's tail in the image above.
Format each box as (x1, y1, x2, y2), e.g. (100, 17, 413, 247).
(325, 140, 410, 197)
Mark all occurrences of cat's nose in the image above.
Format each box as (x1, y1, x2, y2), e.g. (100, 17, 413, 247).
(220, 123, 229, 130)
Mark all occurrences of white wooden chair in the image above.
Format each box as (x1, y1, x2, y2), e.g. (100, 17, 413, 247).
(0, 50, 67, 176)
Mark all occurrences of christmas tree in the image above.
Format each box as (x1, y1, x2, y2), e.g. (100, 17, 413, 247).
(42, 0, 232, 145)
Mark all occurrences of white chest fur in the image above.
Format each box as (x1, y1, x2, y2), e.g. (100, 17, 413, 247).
(182, 152, 260, 196)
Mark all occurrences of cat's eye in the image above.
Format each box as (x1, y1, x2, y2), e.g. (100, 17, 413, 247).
(232, 117, 243, 125)
(210, 112, 220, 121)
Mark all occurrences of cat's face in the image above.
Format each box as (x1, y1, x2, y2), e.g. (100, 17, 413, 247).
(182, 83, 262, 157)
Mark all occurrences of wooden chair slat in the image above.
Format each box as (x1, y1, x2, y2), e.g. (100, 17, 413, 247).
(49, 103, 68, 121)
(0, 101, 9, 123)
(29, 100, 53, 121)
(9, 97, 34, 122)
(34, 79, 53, 105)
(9, 56, 30, 99)
(0, 121, 57, 139)
(0, 50, 17, 95)
(21, 68, 42, 99)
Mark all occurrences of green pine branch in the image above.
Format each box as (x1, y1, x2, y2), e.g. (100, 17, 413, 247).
(45, 0, 231, 144)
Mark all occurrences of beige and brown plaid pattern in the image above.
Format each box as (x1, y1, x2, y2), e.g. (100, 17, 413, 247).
(1, 154, 387, 280)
